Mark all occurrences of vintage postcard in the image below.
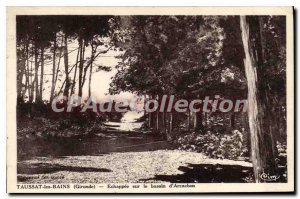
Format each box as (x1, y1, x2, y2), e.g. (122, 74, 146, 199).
(7, 7, 294, 193)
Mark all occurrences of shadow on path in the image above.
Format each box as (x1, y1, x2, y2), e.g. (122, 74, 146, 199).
(18, 130, 172, 160)
(18, 162, 112, 175)
(142, 163, 253, 183)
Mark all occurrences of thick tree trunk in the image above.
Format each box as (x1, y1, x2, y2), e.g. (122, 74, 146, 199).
(240, 16, 277, 182)
(63, 33, 70, 98)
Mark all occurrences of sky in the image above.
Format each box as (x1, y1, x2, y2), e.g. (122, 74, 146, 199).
(38, 38, 136, 103)
(34, 39, 143, 121)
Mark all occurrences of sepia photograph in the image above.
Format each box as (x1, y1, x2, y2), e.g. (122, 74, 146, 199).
(6, 7, 294, 193)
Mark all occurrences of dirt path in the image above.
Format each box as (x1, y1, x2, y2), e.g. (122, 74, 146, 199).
(17, 123, 253, 183)
(18, 150, 253, 183)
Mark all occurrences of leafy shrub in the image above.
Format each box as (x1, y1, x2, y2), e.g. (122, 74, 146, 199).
(276, 141, 287, 167)
(175, 130, 248, 160)
(219, 130, 244, 159)
(276, 141, 287, 154)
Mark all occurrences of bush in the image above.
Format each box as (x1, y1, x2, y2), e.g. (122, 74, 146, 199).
(219, 130, 245, 159)
(175, 130, 248, 160)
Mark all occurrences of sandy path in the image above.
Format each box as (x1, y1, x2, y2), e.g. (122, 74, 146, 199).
(18, 150, 252, 183)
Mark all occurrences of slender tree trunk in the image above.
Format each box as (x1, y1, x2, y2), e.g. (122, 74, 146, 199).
(156, 111, 159, 131)
(162, 111, 166, 134)
(230, 112, 235, 129)
(88, 45, 94, 97)
(240, 16, 277, 182)
(24, 44, 30, 99)
(39, 46, 45, 102)
(71, 45, 80, 96)
(204, 112, 208, 126)
(63, 33, 70, 98)
(169, 112, 173, 135)
(147, 95, 152, 128)
(194, 111, 203, 130)
(78, 39, 85, 97)
(193, 112, 196, 128)
(156, 95, 159, 131)
(29, 61, 33, 103)
(17, 42, 28, 104)
(148, 112, 152, 128)
(88, 65, 93, 97)
(34, 43, 40, 103)
(187, 109, 190, 131)
(50, 35, 57, 103)
(54, 43, 63, 94)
